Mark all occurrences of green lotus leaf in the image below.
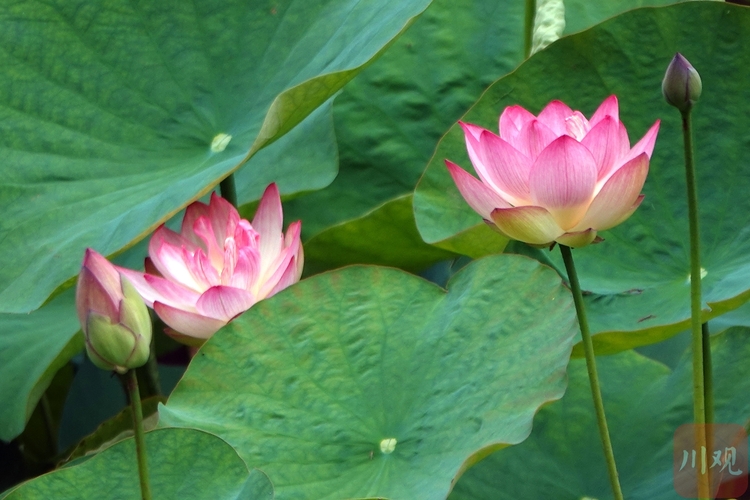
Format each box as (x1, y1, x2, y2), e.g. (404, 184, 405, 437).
(414, 2, 750, 354)
(285, 0, 687, 274)
(450, 326, 750, 499)
(0, 0, 432, 314)
(0, 288, 81, 441)
(3, 428, 273, 499)
(160, 254, 577, 499)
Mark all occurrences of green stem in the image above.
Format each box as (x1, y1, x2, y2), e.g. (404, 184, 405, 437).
(702, 322, 713, 425)
(682, 109, 710, 499)
(39, 393, 57, 456)
(126, 370, 152, 500)
(559, 245, 624, 500)
(524, 0, 536, 58)
(220, 174, 238, 208)
(136, 335, 162, 399)
(704, 322, 714, 497)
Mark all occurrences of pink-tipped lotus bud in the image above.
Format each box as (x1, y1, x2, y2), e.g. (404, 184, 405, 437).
(662, 53, 702, 112)
(76, 249, 152, 374)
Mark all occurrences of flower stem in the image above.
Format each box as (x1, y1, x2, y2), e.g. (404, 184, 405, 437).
(220, 174, 238, 208)
(524, 0, 536, 58)
(702, 322, 713, 425)
(136, 335, 162, 398)
(681, 109, 710, 499)
(126, 370, 152, 500)
(559, 244, 624, 500)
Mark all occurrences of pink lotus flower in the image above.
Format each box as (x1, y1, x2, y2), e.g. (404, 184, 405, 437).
(76, 248, 152, 373)
(119, 183, 303, 345)
(446, 96, 660, 247)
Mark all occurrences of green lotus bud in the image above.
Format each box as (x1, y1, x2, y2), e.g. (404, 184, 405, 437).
(76, 249, 152, 374)
(662, 53, 702, 112)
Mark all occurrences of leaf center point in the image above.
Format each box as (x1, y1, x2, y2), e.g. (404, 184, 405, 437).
(379, 437, 397, 454)
(211, 133, 233, 153)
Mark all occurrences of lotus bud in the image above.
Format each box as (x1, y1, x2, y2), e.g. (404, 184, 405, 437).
(662, 53, 702, 112)
(76, 249, 152, 374)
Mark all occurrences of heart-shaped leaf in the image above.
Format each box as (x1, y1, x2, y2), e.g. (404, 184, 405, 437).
(3, 428, 272, 499)
(0, 289, 81, 441)
(159, 254, 577, 499)
(449, 326, 750, 499)
(0, 0, 432, 314)
(414, 2, 750, 354)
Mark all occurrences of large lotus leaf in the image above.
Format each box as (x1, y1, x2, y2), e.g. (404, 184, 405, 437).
(281, 0, 527, 271)
(282, 0, 685, 275)
(0, 288, 81, 441)
(563, 0, 686, 34)
(0, 0, 432, 314)
(449, 326, 750, 500)
(414, 2, 750, 354)
(235, 97, 338, 206)
(302, 195, 455, 275)
(2, 428, 273, 499)
(159, 254, 577, 500)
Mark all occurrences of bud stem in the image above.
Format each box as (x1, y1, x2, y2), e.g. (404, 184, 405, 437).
(559, 244, 624, 500)
(523, 0, 536, 58)
(681, 109, 711, 499)
(127, 369, 153, 500)
(220, 174, 238, 208)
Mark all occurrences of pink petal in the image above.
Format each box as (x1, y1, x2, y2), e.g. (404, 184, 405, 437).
(208, 192, 239, 244)
(191, 215, 224, 269)
(516, 119, 557, 159)
(77, 264, 119, 326)
(151, 236, 216, 292)
(622, 120, 660, 163)
(221, 237, 238, 285)
(148, 226, 199, 284)
(476, 130, 533, 205)
(144, 274, 202, 307)
(582, 116, 629, 180)
(572, 153, 649, 232)
(115, 267, 200, 308)
(556, 229, 599, 248)
(528, 136, 597, 229)
(196, 286, 256, 321)
(589, 95, 619, 127)
(184, 247, 220, 288)
(229, 246, 260, 290)
(81, 249, 121, 301)
(154, 301, 227, 339)
(115, 268, 157, 307)
(255, 221, 304, 300)
(459, 121, 485, 141)
(266, 255, 302, 299)
(252, 183, 284, 265)
(499, 105, 536, 142)
(285, 221, 305, 278)
(460, 122, 489, 179)
(180, 200, 211, 247)
(445, 160, 511, 220)
(537, 101, 575, 136)
(234, 219, 259, 249)
(564, 111, 589, 140)
(255, 230, 301, 299)
(490, 205, 565, 245)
